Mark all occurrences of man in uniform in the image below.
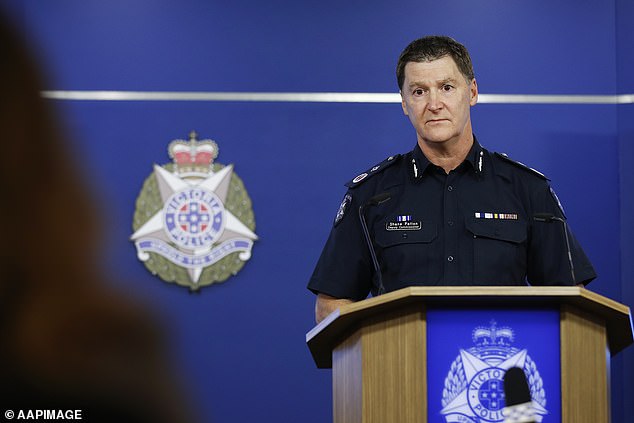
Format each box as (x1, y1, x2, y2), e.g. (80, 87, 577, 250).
(307, 35, 596, 323)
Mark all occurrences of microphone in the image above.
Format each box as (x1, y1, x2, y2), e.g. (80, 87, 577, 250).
(359, 192, 391, 296)
(533, 212, 576, 284)
(502, 367, 536, 423)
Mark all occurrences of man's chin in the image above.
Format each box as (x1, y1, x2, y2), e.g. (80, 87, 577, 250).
(419, 134, 454, 145)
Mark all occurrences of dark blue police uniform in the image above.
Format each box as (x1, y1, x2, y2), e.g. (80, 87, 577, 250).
(308, 138, 596, 300)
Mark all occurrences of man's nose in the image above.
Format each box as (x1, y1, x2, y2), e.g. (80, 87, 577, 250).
(427, 90, 442, 110)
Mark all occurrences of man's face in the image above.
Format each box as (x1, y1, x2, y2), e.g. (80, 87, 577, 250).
(400, 56, 478, 147)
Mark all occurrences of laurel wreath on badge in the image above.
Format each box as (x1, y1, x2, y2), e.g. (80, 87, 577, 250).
(131, 132, 257, 291)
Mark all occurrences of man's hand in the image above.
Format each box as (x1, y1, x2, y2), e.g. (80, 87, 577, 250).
(315, 294, 354, 324)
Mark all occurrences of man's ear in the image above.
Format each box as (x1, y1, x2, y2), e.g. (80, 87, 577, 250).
(400, 91, 409, 115)
(469, 78, 478, 106)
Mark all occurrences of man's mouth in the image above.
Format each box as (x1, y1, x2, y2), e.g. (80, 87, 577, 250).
(426, 118, 449, 124)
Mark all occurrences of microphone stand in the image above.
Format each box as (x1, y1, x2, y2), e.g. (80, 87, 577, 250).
(533, 213, 576, 285)
(359, 192, 391, 295)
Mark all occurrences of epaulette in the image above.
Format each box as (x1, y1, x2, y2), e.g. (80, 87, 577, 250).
(345, 154, 402, 188)
(494, 152, 549, 181)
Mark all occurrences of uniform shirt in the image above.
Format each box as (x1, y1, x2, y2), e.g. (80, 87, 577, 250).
(308, 138, 596, 301)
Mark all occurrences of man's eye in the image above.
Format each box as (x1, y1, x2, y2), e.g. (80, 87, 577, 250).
(442, 84, 454, 91)
(413, 88, 424, 96)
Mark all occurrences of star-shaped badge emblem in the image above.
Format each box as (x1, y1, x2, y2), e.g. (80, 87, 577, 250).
(131, 163, 258, 284)
(440, 349, 547, 421)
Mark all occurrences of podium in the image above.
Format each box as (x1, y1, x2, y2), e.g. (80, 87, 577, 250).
(306, 287, 633, 423)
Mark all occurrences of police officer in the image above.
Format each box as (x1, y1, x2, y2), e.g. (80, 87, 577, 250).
(307, 36, 596, 323)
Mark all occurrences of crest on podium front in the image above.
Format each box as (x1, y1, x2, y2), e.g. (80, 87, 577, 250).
(440, 321, 548, 423)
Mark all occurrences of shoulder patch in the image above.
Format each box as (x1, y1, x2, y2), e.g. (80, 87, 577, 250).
(345, 154, 402, 188)
(334, 193, 352, 227)
(494, 152, 549, 180)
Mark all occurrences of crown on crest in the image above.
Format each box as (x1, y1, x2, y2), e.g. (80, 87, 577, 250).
(168, 131, 219, 175)
(472, 320, 515, 347)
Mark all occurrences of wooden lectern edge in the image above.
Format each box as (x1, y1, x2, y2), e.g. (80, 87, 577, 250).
(306, 286, 633, 368)
(579, 287, 632, 315)
(306, 308, 341, 342)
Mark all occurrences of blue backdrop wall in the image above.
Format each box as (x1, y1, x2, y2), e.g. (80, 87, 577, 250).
(3, 1, 632, 422)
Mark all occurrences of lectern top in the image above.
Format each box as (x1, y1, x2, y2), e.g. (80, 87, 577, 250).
(306, 286, 633, 368)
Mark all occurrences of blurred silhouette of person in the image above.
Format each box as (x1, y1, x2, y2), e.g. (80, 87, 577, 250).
(0, 10, 199, 422)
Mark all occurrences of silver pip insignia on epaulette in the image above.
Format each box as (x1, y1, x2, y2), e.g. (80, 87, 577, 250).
(345, 154, 402, 188)
(494, 152, 549, 180)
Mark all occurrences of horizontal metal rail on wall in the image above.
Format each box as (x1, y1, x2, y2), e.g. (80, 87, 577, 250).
(41, 91, 634, 105)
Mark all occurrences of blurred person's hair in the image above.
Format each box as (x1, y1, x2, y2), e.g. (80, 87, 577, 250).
(0, 10, 197, 422)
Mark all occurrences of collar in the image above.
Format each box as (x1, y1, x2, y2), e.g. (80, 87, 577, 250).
(410, 142, 433, 179)
(409, 135, 485, 179)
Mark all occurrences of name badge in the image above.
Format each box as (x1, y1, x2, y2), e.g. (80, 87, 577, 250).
(386, 215, 422, 231)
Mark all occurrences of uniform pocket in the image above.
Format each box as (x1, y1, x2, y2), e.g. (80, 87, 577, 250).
(465, 218, 527, 244)
(373, 221, 440, 285)
(375, 222, 438, 247)
(465, 217, 527, 284)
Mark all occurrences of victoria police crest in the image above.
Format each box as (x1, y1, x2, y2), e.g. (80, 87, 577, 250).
(440, 321, 548, 422)
(131, 132, 257, 290)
